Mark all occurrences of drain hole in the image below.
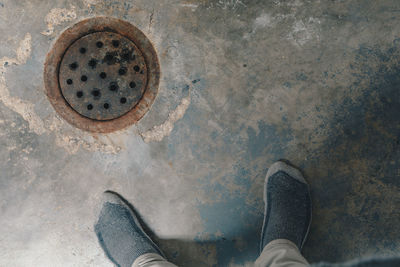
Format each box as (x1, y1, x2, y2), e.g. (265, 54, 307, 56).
(118, 67, 127, 75)
(120, 97, 127, 104)
(67, 79, 73, 85)
(133, 65, 140, 72)
(103, 103, 110, 109)
(69, 62, 78, 70)
(122, 53, 129, 60)
(91, 89, 101, 99)
(129, 81, 136, 88)
(76, 91, 83, 98)
(88, 59, 97, 69)
(105, 54, 113, 61)
(81, 75, 88, 82)
(109, 82, 119, 92)
(87, 104, 93, 110)
(104, 52, 118, 65)
(80, 47, 86, 54)
(112, 40, 120, 47)
(99, 72, 107, 79)
(96, 41, 103, 48)
(122, 51, 134, 61)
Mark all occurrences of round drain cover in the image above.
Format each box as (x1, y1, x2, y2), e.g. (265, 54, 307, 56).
(44, 17, 159, 133)
(60, 32, 147, 120)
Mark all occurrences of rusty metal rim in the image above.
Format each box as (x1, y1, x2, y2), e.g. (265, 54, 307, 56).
(44, 17, 160, 133)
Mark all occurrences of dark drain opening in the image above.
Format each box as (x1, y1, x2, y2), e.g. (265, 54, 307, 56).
(44, 17, 160, 133)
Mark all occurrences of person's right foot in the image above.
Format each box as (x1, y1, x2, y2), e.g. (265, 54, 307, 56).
(95, 191, 164, 267)
(260, 161, 312, 252)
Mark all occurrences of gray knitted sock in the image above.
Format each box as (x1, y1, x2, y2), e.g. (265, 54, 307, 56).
(260, 161, 312, 252)
(95, 191, 163, 267)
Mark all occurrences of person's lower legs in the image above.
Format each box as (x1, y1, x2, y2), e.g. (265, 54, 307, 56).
(256, 239, 309, 267)
(94, 191, 177, 267)
(132, 253, 178, 267)
(255, 161, 312, 267)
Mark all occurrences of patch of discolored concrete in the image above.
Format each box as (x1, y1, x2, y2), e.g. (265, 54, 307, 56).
(302, 43, 400, 262)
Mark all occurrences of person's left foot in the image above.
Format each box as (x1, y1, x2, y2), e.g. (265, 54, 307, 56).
(95, 191, 164, 267)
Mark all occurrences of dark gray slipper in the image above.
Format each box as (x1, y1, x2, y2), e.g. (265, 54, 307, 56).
(260, 161, 312, 253)
(95, 191, 164, 267)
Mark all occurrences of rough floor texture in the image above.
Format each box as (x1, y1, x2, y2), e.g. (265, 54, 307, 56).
(0, 0, 399, 266)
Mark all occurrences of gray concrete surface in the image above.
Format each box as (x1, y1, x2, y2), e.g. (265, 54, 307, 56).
(1, 0, 400, 266)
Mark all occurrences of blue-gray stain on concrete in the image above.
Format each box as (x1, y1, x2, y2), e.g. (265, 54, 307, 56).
(302, 43, 400, 262)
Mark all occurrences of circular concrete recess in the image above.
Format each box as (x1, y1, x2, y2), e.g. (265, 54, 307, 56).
(44, 17, 160, 133)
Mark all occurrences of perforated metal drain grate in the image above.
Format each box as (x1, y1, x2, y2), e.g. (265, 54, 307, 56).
(60, 32, 147, 120)
(44, 17, 159, 133)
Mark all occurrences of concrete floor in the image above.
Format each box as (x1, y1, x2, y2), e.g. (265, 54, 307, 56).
(1, 0, 400, 266)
